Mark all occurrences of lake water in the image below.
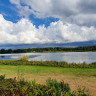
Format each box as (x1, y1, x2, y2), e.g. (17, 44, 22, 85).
(0, 52, 96, 64)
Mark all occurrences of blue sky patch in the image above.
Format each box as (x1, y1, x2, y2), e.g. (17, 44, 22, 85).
(0, 0, 59, 27)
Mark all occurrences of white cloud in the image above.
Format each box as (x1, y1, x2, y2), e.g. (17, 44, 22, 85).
(9, 0, 96, 27)
(0, 14, 96, 44)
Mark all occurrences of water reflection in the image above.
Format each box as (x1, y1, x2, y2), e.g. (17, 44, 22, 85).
(0, 52, 96, 64)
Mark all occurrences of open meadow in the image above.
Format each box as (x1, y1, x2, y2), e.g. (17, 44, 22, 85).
(0, 64, 96, 96)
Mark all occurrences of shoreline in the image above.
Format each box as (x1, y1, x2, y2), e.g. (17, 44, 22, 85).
(0, 60, 96, 68)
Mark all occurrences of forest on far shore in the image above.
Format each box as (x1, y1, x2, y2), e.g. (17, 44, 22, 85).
(0, 46, 96, 54)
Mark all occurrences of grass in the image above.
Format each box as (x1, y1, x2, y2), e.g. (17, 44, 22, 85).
(0, 64, 96, 95)
(0, 65, 96, 77)
(0, 60, 96, 68)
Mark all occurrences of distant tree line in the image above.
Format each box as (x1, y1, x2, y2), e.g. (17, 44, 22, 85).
(0, 46, 96, 54)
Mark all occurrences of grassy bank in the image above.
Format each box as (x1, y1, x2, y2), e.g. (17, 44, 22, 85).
(0, 60, 96, 95)
(0, 65, 96, 95)
(0, 60, 96, 68)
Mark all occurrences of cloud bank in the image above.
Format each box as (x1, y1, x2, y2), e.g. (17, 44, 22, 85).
(10, 0, 96, 27)
(0, 14, 96, 44)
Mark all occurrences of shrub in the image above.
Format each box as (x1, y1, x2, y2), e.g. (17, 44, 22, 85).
(0, 75, 5, 80)
(0, 76, 90, 96)
(20, 56, 29, 61)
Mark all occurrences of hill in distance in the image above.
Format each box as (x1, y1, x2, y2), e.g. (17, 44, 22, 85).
(0, 40, 96, 49)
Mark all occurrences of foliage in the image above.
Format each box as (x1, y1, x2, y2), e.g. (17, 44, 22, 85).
(0, 60, 96, 68)
(0, 75, 5, 80)
(0, 75, 90, 96)
(0, 46, 96, 54)
(20, 56, 29, 61)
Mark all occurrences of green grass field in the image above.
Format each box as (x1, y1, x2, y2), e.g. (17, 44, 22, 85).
(0, 65, 96, 77)
(0, 65, 96, 96)
(0, 65, 96, 95)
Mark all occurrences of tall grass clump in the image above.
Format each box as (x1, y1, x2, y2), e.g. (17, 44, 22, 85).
(20, 55, 29, 61)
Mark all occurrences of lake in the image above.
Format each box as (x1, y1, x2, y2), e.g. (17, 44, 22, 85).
(0, 52, 96, 64)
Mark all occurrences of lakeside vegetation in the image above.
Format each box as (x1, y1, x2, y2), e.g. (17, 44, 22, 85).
(0, 46, 96, 54)
(0, 60, 96, 68)
(0, 75, 90, 96)
(0, 59, 96, 95)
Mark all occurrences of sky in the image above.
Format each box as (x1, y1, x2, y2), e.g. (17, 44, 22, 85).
(0, 0, 96, 45)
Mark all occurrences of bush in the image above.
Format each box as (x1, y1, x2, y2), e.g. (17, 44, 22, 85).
(0, 75, 5, 80)
(0, 76, 90, 96)
(19, 56, 29, 61)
